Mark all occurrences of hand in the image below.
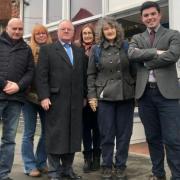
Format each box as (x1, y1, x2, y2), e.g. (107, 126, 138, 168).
(3, 80, 19, 94)
(88, 98, 98, 112)
(157, 50, 166, 55)
(41, 98, 51, 111)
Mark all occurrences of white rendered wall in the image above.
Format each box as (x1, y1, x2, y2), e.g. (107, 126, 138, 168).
(169, 0, 180, 78)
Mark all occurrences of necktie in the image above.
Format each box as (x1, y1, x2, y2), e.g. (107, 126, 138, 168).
(64, 43, 73, 65)
(149, 30, 156, 82)
(149, 30, 155, 47)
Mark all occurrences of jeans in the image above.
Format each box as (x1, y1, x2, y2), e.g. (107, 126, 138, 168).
(21, 101, 47, 173)
(0, 100, 22, 179)
(98, 100, 134, 168)
(138, 87, 180, 179)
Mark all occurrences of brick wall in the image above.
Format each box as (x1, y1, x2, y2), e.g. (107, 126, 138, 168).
(0, 0, 20, 32)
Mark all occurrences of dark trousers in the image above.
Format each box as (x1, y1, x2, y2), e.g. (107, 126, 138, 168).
(138, 87, 180, 179)
(47, 153, 74, 178)
(82, 105, 101, 159)
(98, 100, 134, 168)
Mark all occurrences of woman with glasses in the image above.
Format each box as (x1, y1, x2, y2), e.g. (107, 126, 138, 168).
(21, 24, 52, 177)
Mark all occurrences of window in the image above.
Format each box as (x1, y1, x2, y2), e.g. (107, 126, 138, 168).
(70, 0, 102, 21)
(47, 0, 62, 24)
(23, 0, 43, 35)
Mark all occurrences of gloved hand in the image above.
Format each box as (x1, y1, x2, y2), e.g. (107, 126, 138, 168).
(88, 98, 98, 112)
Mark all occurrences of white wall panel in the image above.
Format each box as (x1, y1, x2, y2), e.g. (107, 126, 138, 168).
(109, 0, 158, 13)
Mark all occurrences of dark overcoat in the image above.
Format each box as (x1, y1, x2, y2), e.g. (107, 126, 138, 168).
(36, 41, 85, 154)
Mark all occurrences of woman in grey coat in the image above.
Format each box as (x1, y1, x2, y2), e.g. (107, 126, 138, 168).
(87, 16, 135, 180)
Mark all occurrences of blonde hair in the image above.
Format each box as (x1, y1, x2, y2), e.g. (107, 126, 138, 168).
(29, 24, 52, 61)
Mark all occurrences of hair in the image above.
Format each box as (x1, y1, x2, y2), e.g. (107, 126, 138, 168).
(29, 24, 52, 59)
(140, 1, 160, 15)
(79, 23, 95, 45)
(95, 16, 124, 45)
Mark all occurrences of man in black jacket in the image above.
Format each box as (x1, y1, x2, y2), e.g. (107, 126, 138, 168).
(0, 18, 34, 180)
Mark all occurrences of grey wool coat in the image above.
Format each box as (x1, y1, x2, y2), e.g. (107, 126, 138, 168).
(87, 40, 135, 101)
(36, 41, 86, 154)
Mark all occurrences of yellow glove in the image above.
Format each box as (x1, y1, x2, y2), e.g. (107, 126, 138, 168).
(88, 98, 98, 112)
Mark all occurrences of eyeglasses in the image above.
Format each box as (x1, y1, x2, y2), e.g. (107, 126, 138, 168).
(35, 32, 47, 36)
(59, 28, 74, 32)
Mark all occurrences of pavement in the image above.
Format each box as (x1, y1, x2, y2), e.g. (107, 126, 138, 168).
(7, 131, 171, 180)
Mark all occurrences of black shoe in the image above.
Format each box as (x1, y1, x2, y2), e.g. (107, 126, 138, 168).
(91, 157, 100, 171)
(62, 171, 81, 180)
(83, 159, 92, 173)
(101, 167, 112, 180)
(115, 168, 127, 180)
(50, 178, 61, 180)
(149, 174, 166, 180)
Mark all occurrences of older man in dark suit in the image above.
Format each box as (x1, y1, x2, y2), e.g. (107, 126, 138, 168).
(36, 20, 85, 180)
(128, 1, 180, 180)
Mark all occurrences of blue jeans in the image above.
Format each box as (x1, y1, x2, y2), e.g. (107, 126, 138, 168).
(21, 101, 47, 173)
(138, 87, 180, 179)
(0, 100, 22, 179)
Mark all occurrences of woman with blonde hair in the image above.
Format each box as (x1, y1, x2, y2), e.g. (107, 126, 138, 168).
(21, 24, 52, 177)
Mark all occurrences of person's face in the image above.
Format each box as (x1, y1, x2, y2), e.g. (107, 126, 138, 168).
(58, 21, 74, 43)
(141, 7, 161, 30)
(6, 19, 23, 40)
(34, 31, 48, 45)
(82, 27, 94, 44)
(103, 23, 116, 42)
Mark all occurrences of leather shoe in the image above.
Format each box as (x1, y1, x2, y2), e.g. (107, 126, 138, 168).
(62, 171, 81, 179)
(50, 178, 60, 180)
(149, 174, 166, 180)
(27, 169, 41, 177)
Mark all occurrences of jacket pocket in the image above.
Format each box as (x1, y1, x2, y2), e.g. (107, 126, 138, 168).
(103, 79, 123, 100)
(50, 87, 60, 94)
(95, 81, 106, 98)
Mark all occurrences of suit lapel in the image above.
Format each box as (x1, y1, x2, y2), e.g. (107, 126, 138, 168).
(153, 26, 166, 48)
(142, 30, 151, 48)
(141, 26, 167, 48)
(55, 41, 73, 67)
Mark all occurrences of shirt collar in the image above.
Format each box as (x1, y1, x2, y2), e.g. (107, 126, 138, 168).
(147, 24, 161, 34)
(103, 40, 120, 49)
(59, 40, 71, 46)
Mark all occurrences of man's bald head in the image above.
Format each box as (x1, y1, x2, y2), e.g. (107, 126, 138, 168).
(6, 18, 24, 40)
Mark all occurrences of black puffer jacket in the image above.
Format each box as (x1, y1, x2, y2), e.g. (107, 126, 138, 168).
(0, 32, 34, 103)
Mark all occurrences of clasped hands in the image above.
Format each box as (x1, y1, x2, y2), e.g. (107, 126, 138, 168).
(88, 98, 98, 112)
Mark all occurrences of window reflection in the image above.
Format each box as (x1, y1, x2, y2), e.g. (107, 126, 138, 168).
(70, 0, 102, 21)
(23, 0, 43, 34)
(47, 0, 62, 24)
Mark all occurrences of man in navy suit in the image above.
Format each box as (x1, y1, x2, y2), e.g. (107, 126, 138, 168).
(128, 1, 180, 180)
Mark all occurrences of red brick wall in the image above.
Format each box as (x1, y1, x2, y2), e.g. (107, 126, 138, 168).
(11, 0, 20, 18)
